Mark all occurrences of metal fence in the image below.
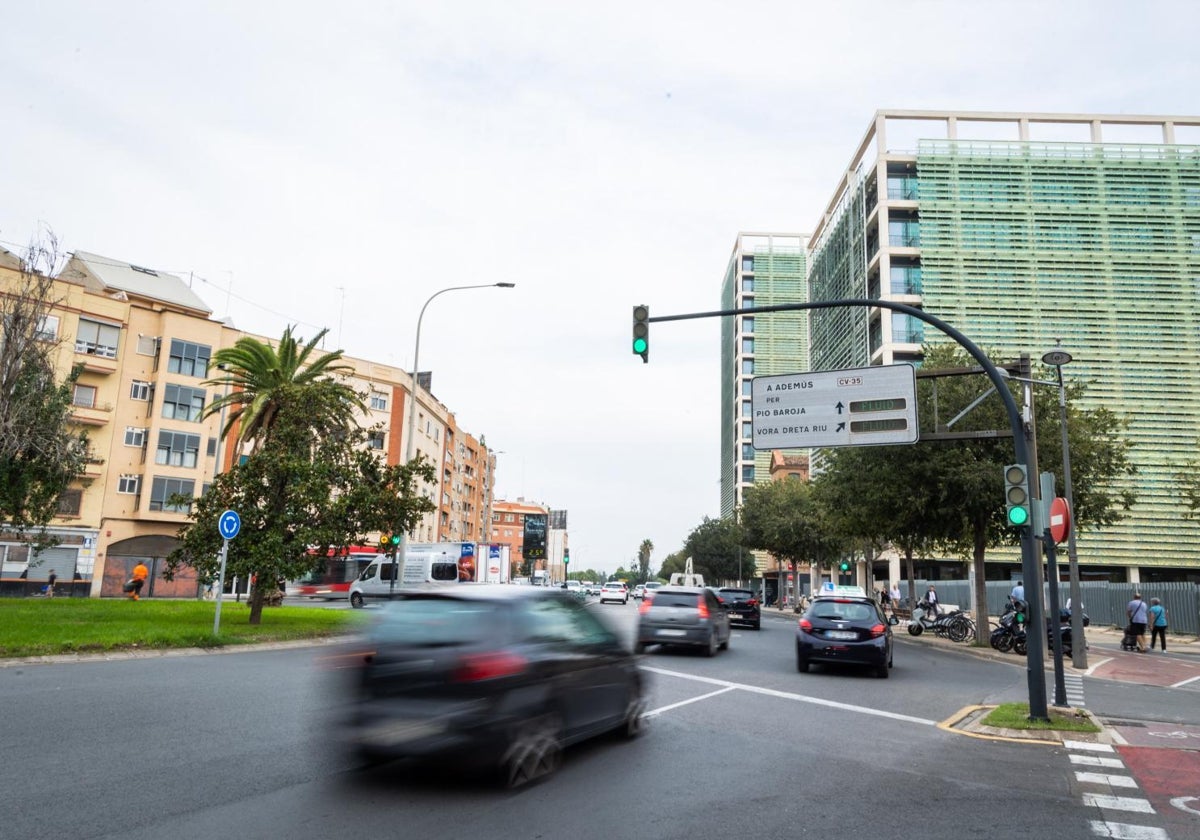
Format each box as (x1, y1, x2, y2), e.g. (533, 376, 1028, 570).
(894, 580, 1200, 636)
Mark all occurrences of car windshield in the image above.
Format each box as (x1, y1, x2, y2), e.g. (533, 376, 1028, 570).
(720, 589, 754, 602)
(373, 598, 506, 646)
(811, 601, 876, 622)
(649, 592, 700, 608)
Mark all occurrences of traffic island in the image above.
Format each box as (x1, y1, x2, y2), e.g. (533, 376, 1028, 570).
(940, 702, 1107, 746)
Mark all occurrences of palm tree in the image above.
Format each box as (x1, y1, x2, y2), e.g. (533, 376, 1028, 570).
(638, 539, 653, 583)
(203, 326, 364, 453)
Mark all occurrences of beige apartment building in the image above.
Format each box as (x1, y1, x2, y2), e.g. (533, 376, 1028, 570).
(0, 246, 497, 596)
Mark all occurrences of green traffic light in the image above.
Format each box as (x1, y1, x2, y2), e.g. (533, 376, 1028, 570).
(633, 337, 647, 354)
(1007, 506, 1029, 526)
(391, 535, 401, 545)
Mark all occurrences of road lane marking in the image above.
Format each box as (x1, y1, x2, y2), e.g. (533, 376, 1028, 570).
(1169, 674, 1200, 689)
(1087, 821, 1169, 839)
(1065, 740, 1116, 753)
(644, 686, 736, 718)
(1084, 657, 1114, 677)
(1081, 794, 1155, 813)
(1075, 771, 1138, 788)
(1071, 754, 1125, 769)
(640, 665, 937, 725)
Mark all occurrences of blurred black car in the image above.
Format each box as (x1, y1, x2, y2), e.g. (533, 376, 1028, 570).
(636, 585, 731, 656)
(795, 592, 898, 678)
(716, 587, 761, 630)
(338, 585, 646, 787)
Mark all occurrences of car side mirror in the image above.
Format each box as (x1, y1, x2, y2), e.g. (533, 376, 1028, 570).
(888, 615, 900, 625)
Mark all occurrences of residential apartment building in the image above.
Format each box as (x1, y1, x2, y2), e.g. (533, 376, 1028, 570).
(805, 109, 1200, 581)
(719, 233, 809, 521)
(490, 498, 550, 579)
(0, 247, 498, 596)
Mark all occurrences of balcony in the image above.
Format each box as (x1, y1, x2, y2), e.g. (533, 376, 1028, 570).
(78, 356, 119, 375)
(70, 403, 113, 426)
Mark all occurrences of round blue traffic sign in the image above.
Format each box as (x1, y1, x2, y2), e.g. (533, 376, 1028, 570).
(218, 510, 241, 540)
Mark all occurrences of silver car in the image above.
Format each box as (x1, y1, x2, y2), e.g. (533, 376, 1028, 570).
(635, 585, 731, 656)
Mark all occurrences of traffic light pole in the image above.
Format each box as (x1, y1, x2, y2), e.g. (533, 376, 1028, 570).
(645, 298, 1050, 720)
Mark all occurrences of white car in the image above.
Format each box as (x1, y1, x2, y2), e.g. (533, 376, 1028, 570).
(600, 582, 629, 604)
(632, 584, 646, 599)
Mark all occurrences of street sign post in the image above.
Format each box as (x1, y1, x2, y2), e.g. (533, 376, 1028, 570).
(751, 364, 918, 450)
(214, 510, 241, 635)
(1049, 497, 1071, 544)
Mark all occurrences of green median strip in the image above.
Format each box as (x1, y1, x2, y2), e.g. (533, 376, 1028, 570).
(982, 702, 1100, 733)
(0, 600, 369, 658)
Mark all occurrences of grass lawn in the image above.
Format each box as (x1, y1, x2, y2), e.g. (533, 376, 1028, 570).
(982, 702, 1100, 733)
(0, 599, 370, 658)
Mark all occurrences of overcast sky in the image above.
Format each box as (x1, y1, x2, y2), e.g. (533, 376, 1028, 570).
(2, 2, 1196, 576)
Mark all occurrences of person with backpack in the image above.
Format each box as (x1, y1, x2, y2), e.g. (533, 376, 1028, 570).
(1148, 597, 1168, 652)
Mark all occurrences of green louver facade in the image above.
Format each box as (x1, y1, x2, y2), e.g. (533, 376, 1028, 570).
(915, 138, 1200, 570)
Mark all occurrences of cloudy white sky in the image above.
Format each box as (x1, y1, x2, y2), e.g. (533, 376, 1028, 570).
(2, 2, 1196, 576)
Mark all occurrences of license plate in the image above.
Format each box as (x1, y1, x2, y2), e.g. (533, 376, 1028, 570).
(826, 630, 858, 640)
(657, 628, 687, 637)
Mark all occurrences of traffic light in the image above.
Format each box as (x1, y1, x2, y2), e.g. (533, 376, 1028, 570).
(379, 535, 390, 551)
(563, 549, 570, 566)
(838, 560, 851, 573)
(632, 305, 649, 363)
(1004, 464, 1031, 527)
(390, 534, 401, 546)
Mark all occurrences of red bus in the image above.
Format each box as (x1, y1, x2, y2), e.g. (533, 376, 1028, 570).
(288, 547, 382, 600)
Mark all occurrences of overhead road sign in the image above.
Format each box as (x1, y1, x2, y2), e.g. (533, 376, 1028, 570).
(751, 364, 918, 450)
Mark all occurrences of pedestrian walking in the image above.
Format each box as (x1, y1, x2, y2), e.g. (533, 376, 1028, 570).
(889, 582, 901, 617)
(878, 586, 891, 614)
(1148, 597, 1168, 652)
(129, 560, 149, 601)
(1126, 592, 1149, 653)
(46, 569, 57, 598)
(925, 585, 940, 617)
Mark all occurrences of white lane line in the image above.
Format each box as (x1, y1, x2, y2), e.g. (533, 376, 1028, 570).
(644, 686, 736, 718)
(1081, 794, 1155, 813)
(1085, 657, 1114, 677)
(1169, 674, 1200, 689)
(1066, 740, 1116, 753)
(1076, 771, 1139, 788)
(641, 665, 937, 726)
(1088, 821, 1169, 839)
(1071, 754, 1126, 769)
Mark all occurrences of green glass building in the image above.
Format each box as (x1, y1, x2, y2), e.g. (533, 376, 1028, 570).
(806, 110, 1200, 580)
(720, 233, 808, 520)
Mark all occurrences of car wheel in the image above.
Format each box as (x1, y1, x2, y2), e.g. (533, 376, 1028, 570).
(796, 648, 809, 673)
(876, 661, 890, 679)
(719, 630, 730, 651)
(615, 695, 646, 740)
(350, 591, 364, 609)
(752, 621, 761, 631)
(500, 712, 563, 789)
(705, 631, 717, 657)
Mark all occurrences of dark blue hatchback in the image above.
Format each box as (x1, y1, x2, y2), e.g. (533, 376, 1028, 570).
(795, 593, 898, 678)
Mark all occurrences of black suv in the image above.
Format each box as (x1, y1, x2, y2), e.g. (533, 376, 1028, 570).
(715, 587, 761, 630)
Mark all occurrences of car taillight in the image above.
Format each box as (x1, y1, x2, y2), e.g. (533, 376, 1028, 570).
(452, 651, 528, 682)
(747, 598, 759, 607)
(697, 596, 709, 619)
(869, 623, 887, 638)
(799, 618, 813, 633)
(638, 598, 652, 615)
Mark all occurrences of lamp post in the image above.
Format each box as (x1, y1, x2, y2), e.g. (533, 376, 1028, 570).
(396, 283, 515, 588)
(1042, 342, 1086, 669)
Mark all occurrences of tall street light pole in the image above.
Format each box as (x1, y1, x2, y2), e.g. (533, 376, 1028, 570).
(396, 283, 516, 589)
(1043, 342, 1086, 669)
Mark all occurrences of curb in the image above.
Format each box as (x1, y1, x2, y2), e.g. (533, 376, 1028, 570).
(0, 635, 349, 668)
(939, 703, 1112, 747)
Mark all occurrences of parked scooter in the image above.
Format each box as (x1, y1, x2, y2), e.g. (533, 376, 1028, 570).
(990, 599, 1028, 654)
(907, 599, 939, 636)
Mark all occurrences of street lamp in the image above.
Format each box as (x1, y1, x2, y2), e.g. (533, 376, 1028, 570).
(1042, 341, 1086, 669)
(396, 283, 516, 589)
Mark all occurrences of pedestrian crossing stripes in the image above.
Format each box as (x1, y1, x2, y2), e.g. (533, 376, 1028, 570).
(1065, 673, 1087, 708)
(1067, 739, 1171, 839)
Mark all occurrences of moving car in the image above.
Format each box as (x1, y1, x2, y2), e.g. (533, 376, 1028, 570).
(338, 585, 646, 787)
(635, 585, 731, 656)
(599, 582, 629, 604)
(642, 581, 663, 600)
(795, 587, 898, 678)
(716, 587, 761, 630)
(631, 584, 646, 600)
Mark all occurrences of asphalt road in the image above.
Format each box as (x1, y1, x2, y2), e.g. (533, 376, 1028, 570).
(1, 600, 1196, 840)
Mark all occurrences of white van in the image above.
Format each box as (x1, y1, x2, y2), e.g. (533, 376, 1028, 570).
(348, 553, 458, 607)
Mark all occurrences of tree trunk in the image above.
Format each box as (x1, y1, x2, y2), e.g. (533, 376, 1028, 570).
(905, 548, 916, 609)
(248, 582, 264, 625)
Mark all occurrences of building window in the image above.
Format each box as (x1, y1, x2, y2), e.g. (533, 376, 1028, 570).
(118, 475, 140, 495)
(36, 314, 59, 341)
(492, 513, 500, 522)
(166, 339, 211, 378)
(741, 421, 752, 439)
(504, 514, 514, 522)
(741, 256, 754, 272)
(75, 318, 120, 358)
(369, 392, 388, 411)
(124, 427, 148, 447)
(742, 277, 754, 293)
(56, 489, 83, 517)
(135, 335, 159, 356)
(741, 380, 752, 397)
(742, 443, 755, 460)
(433, 427, 440, 442)
(149, 476, 195, 512)
(742, 316, 754, 334)
(741, 465, 755, 483)
(891, 313, 925, 344)
(72, 383, 97, 408)
(742, 337, 754, 354)
(162, 384, 205, 421)
(741, 401, 752, 417)
(741, 359, 754, 375)
(130, 380, 151, 401)
(367, 431, 385, 450)
(155, 430, 201, 468)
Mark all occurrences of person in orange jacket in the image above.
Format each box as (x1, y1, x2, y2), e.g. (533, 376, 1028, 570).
(130, 561, 149, 600)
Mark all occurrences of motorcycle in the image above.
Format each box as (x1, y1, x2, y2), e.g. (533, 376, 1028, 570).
(907, 599, 939, 636)
(990, 599, 1028, 654)
(1047, 608, 1089, 658)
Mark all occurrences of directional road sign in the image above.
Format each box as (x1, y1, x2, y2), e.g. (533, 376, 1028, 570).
(218, 510, 241, 540)
(751, 364, 918, 450)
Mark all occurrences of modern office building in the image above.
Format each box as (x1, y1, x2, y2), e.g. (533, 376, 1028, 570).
(806, 109, 1200, 580)
(719, 233, 808, 521)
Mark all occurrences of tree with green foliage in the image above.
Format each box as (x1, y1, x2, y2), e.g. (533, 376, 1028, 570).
(739, 479, 845, 592)
(637, 539, 653, 584)
(0, 233, 88, 545)
(682, 516, 746, 584)
(656, 550, 687, 581)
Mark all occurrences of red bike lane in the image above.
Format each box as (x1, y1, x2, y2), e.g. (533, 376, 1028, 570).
(1110, 723, 1200, 837)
